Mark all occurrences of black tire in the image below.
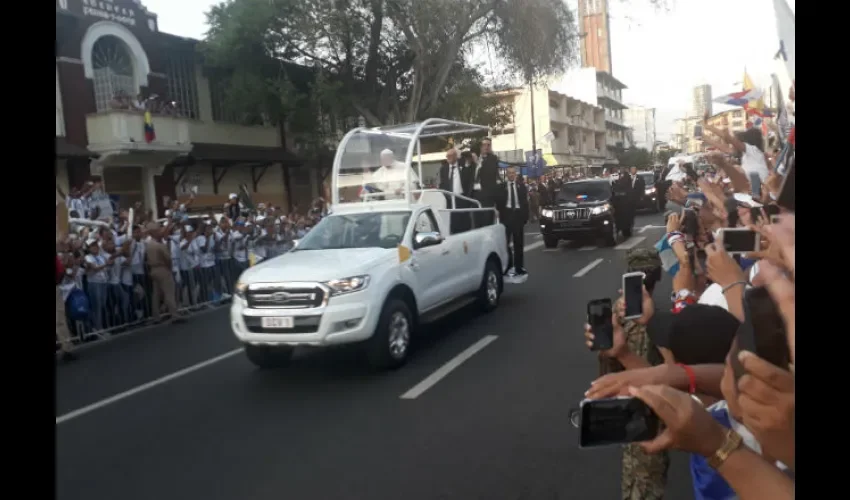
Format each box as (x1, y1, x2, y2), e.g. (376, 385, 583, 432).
(603, 220, 618, 247)
(244, 344, 294, 369)
(366, 299, 414, 370)
(478, 258, 503, 312)
(543, 235, 559, 248)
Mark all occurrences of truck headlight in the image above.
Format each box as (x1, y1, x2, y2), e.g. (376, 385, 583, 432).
(234, 281, 248, 298)
(590, 204, 611, 215)
(645, 187, 656, 195)
(541, 209, 554, 218)
(325, 275, 370, 296)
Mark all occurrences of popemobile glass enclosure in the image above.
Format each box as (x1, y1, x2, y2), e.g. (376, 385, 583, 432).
(331, 119, 491, 209)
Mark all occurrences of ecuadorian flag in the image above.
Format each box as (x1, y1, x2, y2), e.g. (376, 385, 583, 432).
(143, 111, 156, 143)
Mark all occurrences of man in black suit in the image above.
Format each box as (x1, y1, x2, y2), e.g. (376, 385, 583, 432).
(499, 167, 529, 276)
(473, 138, 501, 207)
(438, 148, 474, 207)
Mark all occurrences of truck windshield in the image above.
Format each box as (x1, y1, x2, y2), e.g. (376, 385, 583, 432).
(295, 211, 412, 251)
(556, 182, 612, 202)
(639, 173, 655, 186)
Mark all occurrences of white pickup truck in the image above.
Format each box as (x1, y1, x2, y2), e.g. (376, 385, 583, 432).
(231, 118, 512, 370)
(231, 196, 507, 369)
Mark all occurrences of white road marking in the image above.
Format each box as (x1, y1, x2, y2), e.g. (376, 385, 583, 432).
(400, 335, 498, 400)
(56, 348, 243, 425)
(639, 225, 666, 233)
(615, 236, 646, 250)
(523, 240, 545, 252)
(573, 258, 604, 277)
(543, 249, 559, 253)
(578, 246, 597, 251)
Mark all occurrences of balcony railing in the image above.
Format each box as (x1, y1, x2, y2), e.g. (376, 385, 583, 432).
(87, 110, 191, 149)
(87, 110, 282, 153)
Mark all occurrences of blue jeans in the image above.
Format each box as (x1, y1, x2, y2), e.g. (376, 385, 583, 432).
(86, 282, 109, 331)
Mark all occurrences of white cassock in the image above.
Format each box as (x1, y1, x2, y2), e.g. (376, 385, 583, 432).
(370, 161, 421, 199)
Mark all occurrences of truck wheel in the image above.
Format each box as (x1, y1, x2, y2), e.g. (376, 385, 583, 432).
(478, 259, 503, 312)
(603, 221, 618, 247)
(244, 344, 294, 369)
(366, 299, 413, 370)
(543, 236, 559, 249)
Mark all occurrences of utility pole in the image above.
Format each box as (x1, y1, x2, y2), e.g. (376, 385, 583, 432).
(529, 78, 538, 175)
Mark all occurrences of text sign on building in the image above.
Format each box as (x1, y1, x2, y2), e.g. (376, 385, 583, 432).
(81, 0, 136, 26)
(61, 0, 155, 28)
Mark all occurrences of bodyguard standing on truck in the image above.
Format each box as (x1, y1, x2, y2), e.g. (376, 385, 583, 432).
(499, 167, 529, 277)
(473, 138, 501, 207)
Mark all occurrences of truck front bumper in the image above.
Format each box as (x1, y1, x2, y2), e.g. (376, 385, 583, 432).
(230, 290, 379, 347)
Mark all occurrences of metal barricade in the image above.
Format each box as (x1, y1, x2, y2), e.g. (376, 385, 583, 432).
(58, 251, 286, 348)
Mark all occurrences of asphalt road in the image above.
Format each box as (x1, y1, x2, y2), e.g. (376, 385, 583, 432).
(57, 212, 694, 500)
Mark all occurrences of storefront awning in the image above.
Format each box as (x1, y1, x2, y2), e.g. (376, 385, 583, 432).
(56, 137, 97, 159)
(190, 143, 298, 164)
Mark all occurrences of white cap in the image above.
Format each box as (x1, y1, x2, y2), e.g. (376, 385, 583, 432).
(229, 193, 238, 200)
(380, 149, 393, 156)
(165, 209, 173, 217)
(184, 225, 194, 232)
(698, 283, 729, 311)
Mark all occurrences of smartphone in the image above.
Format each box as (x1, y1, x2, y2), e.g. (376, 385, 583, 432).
(764, 204, 780, 219)
(749, 172, 762, 201)
(578, 397, 660, 448)
(750, 206, 764, 224)
(731, 287, 791, 382)
(777, 157, 795, 211)
(681, 208, 699, 237)
(622, 272, 645, 320)
(720, 228, 759, 254)
(587, 298, 614, 351)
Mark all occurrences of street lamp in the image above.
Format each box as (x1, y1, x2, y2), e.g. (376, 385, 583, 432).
(527, 32, 587, 175)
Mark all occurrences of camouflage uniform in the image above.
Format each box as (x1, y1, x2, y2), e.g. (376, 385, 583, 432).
(599, 247, 670, 500)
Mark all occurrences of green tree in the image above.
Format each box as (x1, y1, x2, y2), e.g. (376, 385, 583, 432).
(202, 0, 590, 126)
(617, 147, 652, 168)
(655, 148, 680, 166)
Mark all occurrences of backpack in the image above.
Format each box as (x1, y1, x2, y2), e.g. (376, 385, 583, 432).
(65, 289, 91, 322)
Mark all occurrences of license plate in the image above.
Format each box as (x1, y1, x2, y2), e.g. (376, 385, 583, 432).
(261, 317, 294, 329)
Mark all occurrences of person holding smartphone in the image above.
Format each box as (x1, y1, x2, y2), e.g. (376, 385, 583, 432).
(584, 248, 667, 500)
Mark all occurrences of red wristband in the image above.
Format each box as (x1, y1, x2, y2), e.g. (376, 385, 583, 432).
(676, 363, 697, 395)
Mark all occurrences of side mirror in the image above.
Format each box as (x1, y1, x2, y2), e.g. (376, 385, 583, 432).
(413, 231, 443, 249)
(292, 239, 300, 247)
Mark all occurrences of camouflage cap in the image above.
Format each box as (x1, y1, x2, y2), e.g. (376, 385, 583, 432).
(626, 247, 662, 272)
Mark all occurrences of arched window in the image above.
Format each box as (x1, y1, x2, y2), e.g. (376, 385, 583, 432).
(91, 35, 136, 112)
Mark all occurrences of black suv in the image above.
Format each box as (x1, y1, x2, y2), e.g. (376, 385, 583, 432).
(636, 171, 661, 212)
(539, 180, 618, 248)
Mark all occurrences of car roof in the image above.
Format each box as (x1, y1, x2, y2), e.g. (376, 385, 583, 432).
(565, 179, 610, 185)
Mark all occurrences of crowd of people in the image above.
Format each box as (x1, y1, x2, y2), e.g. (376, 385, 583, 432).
(582, 82, 795, 499)
(55, 183, 329, 361)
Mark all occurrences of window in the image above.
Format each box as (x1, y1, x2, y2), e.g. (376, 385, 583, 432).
(414, 210, 439, 234)
(91, 35, 136, 111)
(165, 50, 200, 119)
(549, 99, 560, 109)
(733, 110, 743, 118)
(597, 27, 603, 37)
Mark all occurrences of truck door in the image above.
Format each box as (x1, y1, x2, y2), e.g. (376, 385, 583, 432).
(407, 209, 451, 311)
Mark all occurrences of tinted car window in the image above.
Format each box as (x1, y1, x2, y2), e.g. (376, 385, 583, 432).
(556, 182, 612, 202)
(639, 173, 655, 186)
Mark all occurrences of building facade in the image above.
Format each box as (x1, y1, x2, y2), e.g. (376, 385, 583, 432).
(692, 84, 713, 119)
(672, 108, 747, 155)
(488, 86, 606, 168)
(553, 67, 629, 166)
(624, 106, 656, 151)
(56, 0, 323, 216)
(578, 0, 613, 74)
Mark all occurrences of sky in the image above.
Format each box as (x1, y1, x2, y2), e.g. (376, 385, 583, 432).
(144, 0, 794, 142)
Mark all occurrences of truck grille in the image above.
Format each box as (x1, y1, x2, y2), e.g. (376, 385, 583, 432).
(246, 286, 326, 309)
(553, 208, 590, 221)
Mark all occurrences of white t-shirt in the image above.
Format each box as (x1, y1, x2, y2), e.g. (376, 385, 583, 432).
(232, 232, 248, 262)
(85, 253, 109, 283)
(194, 235, 217, 268)
(130, 239, 146, 275)
(107, 253, 123, 285)
(180, 237, 199, 270)
(741, 143, 770, 183)
(215, 229, 232, 259)
(371, 162, 420, 197)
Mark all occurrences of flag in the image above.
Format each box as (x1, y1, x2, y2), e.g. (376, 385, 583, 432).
(713, 89, 763, 107)
(772, 0, 795, 82)
(143, 111, 156, 143)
